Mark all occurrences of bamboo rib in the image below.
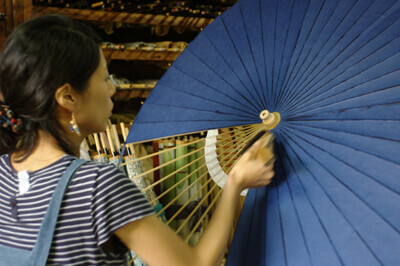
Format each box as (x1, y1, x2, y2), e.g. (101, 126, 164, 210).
(182, 148, 244, 241)
(151, 166, 207, 210)
(128, 144, 203, 181)
(123, 124, 264, 189)
(185, 187, 222, 242)
(158, 171, 212, 224)
(175, 187, 218, 236)
(174, 181, 220, 231)
(125, 128, 255, 181)
(215, 127, 262, 167)
(179, 130, 260, 238)
(119, 124, 259, 167)
(148, 163, 207, 203)
(164, 130, 257, 235)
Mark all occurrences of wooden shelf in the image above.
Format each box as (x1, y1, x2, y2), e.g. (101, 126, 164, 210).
(113, 89, 152, 99)
(112, 83, 156, 100)
(103, 48, 181, 61)
(32, 6, 213, 29)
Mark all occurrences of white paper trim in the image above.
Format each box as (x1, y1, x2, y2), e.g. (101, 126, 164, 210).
(205, 129, 248, 196)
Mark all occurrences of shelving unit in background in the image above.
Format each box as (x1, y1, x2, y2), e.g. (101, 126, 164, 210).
(28, 4, 215, 103)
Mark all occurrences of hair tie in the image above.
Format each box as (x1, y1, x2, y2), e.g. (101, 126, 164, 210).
(0, 101, 23, 135)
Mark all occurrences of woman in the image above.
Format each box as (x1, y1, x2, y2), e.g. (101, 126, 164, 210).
(0, 15, 274, 265)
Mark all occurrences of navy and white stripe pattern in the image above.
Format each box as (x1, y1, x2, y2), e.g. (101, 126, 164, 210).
(0, 154, 154, 265)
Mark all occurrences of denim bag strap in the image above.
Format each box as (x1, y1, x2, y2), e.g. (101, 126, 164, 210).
(31, 158, 86, 265)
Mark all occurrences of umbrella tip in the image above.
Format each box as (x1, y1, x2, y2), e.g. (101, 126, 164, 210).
(260, 110, 280, 130)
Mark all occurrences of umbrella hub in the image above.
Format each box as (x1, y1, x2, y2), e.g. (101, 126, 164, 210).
(260, 110, 280, 130)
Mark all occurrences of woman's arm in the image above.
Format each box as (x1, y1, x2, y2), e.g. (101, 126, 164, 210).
(115, 140, 275, 266)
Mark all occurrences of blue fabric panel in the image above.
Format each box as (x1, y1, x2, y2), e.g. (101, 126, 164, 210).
(273, 0, 310, 109)
(173, 39, 261, 113)
(282, 136, 382, 265)
(283, 0, 372, 102)
(267, 0, 296, 108)
(263, 175, 286, 265)
(148, 85, 255, 120)
(280, 147, 342, 266)
(240, 0, 268, 108)
(244, 187, 267, 265)
(275, 160, 312, 266)
(293, 48, 400, 115)
(226, 188, 257, 265)
(221, 3, 265, 110)
(302, 130, 399, 230)
(281, 0, 340, 100)
(281, 0, 400, 112)
(284, 130, 400, 265)
(199, 15, 263, 111)
(292, 103, 400, 122)
(288, 120, 400, 142)
(285, 122, 400, 164)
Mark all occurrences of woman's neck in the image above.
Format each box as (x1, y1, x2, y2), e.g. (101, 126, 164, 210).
(10, 130, 78, 172)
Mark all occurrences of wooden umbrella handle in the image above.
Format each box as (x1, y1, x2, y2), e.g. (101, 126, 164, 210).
(252, 132, 275, 167)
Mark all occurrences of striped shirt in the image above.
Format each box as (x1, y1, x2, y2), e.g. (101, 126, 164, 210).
(0, 153, 154, 265)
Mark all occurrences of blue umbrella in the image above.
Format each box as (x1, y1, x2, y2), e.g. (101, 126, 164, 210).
(126, 0, 400, 265)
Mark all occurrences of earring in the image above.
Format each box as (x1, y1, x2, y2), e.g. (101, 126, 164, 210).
(69, 112, 81, 136)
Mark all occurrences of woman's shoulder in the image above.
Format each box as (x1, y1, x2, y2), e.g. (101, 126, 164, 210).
(67, 156, 126, 178)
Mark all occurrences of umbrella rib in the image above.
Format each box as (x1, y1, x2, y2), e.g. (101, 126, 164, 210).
(281, 127, 384, 264)
(239, 2, 268, 108)
(271, 0, 296, 111)
(282, 13, 400, 115)
(275, 145, 314, 265)
(285, 47, 400, 116)
(175, 49, 260, 114)
(258, 0, 269, 108)
(217, 15, 265, 111)
(279, 0, 359, 110)
(279, 136, 348, 265)
(274, 174, 289, 266)
(278, 0, 328, 106)
(274, 0, 310, 111)
(244, 188, 261, 263)
(283, 122, 400, 192)
(270, 2, 278, 106)
(155, 80, 258, 118)
(285, 117, 400, 143)
(283, 0, 400, 112)
(287, 73, 400, 119)
(283, 125, 400, 232)
(260, 0, 276, 109)
(141, 101, 256, 121)
(279, 0, 367, 110)
(287, 70, 400, 117)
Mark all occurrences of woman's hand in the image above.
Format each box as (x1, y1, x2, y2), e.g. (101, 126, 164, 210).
(228, 138, 275, 192)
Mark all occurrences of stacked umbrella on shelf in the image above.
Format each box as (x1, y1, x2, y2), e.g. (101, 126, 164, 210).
(123, 0, 400, 265)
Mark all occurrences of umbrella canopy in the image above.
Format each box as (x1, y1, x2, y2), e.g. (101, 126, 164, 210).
(126, 0, 400, 264)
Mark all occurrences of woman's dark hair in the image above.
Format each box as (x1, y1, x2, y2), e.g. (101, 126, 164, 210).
(0, 14, 101, 158)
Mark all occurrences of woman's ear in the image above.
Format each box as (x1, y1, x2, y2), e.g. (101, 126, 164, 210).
(55, 83, 77, 112)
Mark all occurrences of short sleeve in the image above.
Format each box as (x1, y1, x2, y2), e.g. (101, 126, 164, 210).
(90, 163, 155, 246)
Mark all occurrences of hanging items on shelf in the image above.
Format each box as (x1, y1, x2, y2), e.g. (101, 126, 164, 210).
(32, 0, 237, 18)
